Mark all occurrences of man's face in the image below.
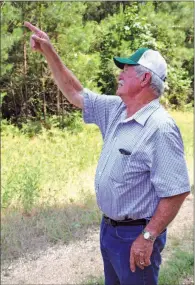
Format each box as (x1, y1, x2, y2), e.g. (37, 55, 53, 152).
(116, 65, 141, 99)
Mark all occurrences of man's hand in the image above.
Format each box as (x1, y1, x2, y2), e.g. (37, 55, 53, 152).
(130, 234, 154, 272)
(24, 21, 52, 55)
(24, 21, 83, 108)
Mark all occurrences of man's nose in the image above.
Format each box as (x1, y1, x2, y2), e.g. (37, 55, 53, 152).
(118, 72, 123, 81)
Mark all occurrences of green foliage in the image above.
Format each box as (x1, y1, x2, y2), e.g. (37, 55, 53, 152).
(1, 2, 23, 76)
(1, 119, 102, 212)
(1, 111, 84, 138)
(1, 120, 42, 213)
(2, 145, 41, 213)
(1, 119, 21, 136)
(21, 120, 43, 137)
(0, 1, 194, 122)
(96, 3, 160, 94)
(44, 111, 84, 133)
(167, 66, 192, 107)
(138, 2, 194, 108)
(159, 250, 194, 285)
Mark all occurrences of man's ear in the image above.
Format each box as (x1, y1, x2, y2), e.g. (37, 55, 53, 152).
(140, 72, 152, 87)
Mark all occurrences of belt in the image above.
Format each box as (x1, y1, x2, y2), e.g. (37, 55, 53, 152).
(103, 215, 147, 227)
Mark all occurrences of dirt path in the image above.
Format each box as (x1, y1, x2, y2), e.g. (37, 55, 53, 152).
(1, 194, 193, 285)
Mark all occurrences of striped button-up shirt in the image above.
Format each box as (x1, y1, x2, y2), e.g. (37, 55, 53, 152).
(82, 88, 190, 220)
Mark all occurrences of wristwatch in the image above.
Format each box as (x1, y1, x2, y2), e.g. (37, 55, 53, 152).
(142, 229, 156, 242)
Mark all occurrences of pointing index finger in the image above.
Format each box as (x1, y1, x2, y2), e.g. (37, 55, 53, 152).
(24, 21, 41, 34)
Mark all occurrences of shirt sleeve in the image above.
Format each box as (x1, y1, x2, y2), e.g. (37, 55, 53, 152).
(151, 122, 191, 197)
(81, 88, 122, 138)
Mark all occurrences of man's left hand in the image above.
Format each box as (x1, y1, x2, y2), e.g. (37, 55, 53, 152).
(130, 234, 154, 272)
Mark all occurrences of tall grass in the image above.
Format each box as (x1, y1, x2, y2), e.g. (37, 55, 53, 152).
(2, 116, 102, 211)
(170, 110, 193, 184)
(2, 115, 103, 261)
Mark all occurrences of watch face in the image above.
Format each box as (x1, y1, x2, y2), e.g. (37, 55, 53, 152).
(144, 232, 150, 239)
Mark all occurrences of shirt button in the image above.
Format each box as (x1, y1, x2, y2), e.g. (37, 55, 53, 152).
(99, 171, 101, 175)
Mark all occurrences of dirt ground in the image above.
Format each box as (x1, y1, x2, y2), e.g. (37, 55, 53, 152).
(1, 194, 193, 285)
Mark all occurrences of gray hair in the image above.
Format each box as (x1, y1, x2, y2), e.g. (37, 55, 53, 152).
(134, 65, 165, 98)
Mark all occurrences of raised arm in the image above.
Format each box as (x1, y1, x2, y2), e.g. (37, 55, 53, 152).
(24, 21, 84, 109)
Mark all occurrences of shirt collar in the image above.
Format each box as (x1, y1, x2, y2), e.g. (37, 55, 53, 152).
(122, 98, 160, 126)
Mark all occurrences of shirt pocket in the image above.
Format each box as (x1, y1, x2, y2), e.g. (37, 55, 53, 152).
(110, 151, 134, 183)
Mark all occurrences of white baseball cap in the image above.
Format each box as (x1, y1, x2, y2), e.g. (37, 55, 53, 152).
(113, 48, 167, 81)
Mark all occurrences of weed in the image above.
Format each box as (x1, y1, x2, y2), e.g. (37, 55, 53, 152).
(159, 250, 194, 285)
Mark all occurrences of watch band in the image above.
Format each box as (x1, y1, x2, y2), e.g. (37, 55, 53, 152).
(142, 229, 156, 242)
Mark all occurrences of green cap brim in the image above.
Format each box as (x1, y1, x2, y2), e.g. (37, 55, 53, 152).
(113, 57, 139, 69)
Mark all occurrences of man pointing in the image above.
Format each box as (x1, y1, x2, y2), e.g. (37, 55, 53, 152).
(24, 22, 190, 285)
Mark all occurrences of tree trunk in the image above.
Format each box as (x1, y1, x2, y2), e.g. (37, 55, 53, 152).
(23, 28, 28, 102)
(43, 90, 46, 120)
(22, 2, 28, 120)
(39, 3, 47, 120)
(10, 81, 18, 120)
(57, 87, 60, 115)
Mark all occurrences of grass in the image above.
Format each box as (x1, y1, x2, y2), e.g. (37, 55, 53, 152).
(1, 116, 103, 262)
(1, 117, 102, 211)
(159, 249, 194, 285)
(1, 110, 193, 272)
(170, 110, 193, 184)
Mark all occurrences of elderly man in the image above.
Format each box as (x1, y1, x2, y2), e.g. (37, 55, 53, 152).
(24, 22, 190, 285)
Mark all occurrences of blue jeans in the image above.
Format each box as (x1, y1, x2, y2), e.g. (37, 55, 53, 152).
(100, 217, 167, 285)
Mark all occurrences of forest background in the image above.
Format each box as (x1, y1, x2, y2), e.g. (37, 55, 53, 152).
(1, 1, 194, 126)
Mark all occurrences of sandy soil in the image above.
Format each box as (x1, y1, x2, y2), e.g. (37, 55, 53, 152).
(1, 194, 193, 285)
